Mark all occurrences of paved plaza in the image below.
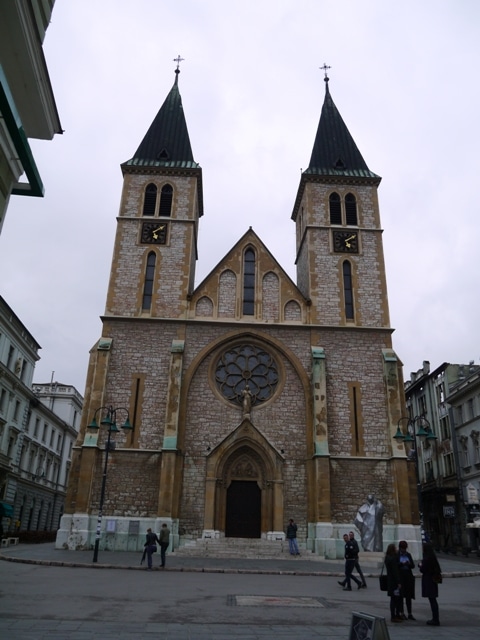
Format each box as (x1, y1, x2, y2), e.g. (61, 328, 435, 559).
(0, 544, 479, 639)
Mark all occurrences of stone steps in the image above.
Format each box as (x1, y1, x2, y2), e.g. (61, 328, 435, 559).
(174, 537, 298, 559)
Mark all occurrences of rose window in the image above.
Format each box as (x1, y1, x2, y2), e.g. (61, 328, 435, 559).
(215, 344, 279, 406)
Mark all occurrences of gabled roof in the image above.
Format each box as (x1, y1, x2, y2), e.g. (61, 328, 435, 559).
(191, 227, 309, 305)
(123, 69, 199, 170)
(306, 77, 379, 180)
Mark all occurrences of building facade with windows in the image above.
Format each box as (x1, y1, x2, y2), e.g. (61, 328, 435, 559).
(0, 0, 62, 234)
(404, 360, 480, 551)
(58, 69, 417, 557)
(0, 296, 82, 536)
(445, 366, 480, 550)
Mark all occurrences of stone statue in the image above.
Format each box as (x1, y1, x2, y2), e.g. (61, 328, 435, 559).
(242, 384, 252, 416)
(354, 494, 384, 552)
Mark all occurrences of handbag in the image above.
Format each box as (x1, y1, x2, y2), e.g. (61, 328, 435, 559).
(379, 563, 388, 591)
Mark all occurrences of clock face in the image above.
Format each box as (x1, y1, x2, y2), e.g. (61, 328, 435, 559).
(333, 230, 359, 253)
(141, 222, 168, 244)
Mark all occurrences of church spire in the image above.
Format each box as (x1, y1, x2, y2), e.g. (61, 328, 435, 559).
(124, 58, 198, 169)
(306, 68, 379, 179)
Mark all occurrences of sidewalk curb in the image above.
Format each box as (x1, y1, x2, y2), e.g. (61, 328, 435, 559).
(2, 552, 480, 578)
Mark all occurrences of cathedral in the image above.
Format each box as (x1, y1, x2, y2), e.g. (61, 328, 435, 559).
(57, 66, 419, 558)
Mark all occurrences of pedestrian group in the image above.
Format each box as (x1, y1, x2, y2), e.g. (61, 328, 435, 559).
(338, 534, 442, 626)
(142, 523, 171, 570)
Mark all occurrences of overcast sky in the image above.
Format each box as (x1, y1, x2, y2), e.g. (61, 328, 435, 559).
(1, 0, 479, 394)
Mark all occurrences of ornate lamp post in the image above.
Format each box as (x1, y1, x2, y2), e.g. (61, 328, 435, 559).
(87, 406, 132, 563)
(394, 415, 437, 541)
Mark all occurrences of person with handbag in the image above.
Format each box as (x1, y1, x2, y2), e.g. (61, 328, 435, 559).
(397, 540, 416, 620)
(144, 527, 160, 570)
(419, 542, 442, 626)
(384, 543, 403, 623)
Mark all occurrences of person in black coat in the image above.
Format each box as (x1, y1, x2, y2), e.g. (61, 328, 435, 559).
(397, 540, 416, 619)
(384, 543, 403, 622)
(419, 542, 441, 626)
(143, 527, 160, 570)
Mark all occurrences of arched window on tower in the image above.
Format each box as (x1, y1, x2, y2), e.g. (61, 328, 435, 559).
(243, 248, 255, 315)
(343, 261, 354, 320)
(142, 252, 156, 310)
(345, 193, 358, 226)
(329, 192, 342, 224)
(143, 183, 157, 216)
(159, 184, 173, 217)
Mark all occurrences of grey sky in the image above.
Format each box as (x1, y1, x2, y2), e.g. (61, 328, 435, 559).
(0, 0, 478, 392)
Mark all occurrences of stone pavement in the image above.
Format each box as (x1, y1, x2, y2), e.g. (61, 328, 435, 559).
(1, 544, 480, 640)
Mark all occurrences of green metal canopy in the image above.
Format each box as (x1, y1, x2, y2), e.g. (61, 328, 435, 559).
(0, 501, 14, 517)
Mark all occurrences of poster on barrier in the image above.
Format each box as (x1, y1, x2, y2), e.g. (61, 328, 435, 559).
(349, 611, 390, 640)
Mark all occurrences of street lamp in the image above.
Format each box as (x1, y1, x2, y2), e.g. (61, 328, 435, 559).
(394, 415, 437, 542)
(87, 405, 132, 562)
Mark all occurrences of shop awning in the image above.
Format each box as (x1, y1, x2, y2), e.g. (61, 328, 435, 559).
(0, 501, 14, 517)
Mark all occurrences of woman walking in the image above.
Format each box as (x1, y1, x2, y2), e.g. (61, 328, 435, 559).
(384, 543, 403, 623)
(419, 542, 441, 626)
(397, 540, 416, 620)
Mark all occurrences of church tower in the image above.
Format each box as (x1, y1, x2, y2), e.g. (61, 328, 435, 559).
(106, 64, 203, 319)
(58, 66, 418, 559)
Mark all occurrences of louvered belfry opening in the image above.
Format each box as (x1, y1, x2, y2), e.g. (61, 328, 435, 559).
(345, 193, 358, 225)
(143, 183, 157, 216)
(159, 184, 173, 217)
(329, 192, 342, 224)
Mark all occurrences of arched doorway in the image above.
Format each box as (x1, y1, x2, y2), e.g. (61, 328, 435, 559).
(203, 420, 286, 536)
(225, 480, 261, 538)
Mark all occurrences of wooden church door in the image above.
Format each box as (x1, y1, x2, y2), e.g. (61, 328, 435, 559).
(225, 480, 261, 538)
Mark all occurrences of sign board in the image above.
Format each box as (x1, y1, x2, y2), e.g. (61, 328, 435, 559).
(443, 505, 455, 518)
(467, 483, 479, 504)
(106, 519, 116, 533)
(128, 520, 140, 535)
(349, 612, 390, 640)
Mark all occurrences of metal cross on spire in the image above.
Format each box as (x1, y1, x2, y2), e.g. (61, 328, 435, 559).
(173, 55, 185, 71)
(320, 62, 331, 79)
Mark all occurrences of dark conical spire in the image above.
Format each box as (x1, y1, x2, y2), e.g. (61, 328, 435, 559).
(123, 65, 199, 169)
(306, 74, 379, 179)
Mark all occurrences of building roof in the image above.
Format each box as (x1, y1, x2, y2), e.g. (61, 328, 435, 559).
(123, 69, 199, 170)
(305, 76, 379, 180)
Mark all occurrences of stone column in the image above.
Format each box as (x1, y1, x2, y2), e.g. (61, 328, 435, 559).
(158, 340, 184, 515)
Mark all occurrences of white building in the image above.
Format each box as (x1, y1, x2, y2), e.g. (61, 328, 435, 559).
(0, 0, 62, 234)
(0, 295, 82, 538)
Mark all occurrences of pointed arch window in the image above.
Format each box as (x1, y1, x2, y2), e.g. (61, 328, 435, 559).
(142, 252, 156, 310)
(343, 261, 354, 320)
(329, 192, 342, 224)
(345, 193, 358, 225)
(143, 183, 157, 216)
(159, 184, 173, 217)
(243, 248, 256, 315)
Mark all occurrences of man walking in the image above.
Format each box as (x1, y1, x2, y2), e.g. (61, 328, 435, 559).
(349, 530, 367, 588)
(338, 533, 362, 590)
(159, 522, 170, 568)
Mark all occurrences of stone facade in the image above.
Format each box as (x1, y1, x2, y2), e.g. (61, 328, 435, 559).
(57, 74, 419, 557)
